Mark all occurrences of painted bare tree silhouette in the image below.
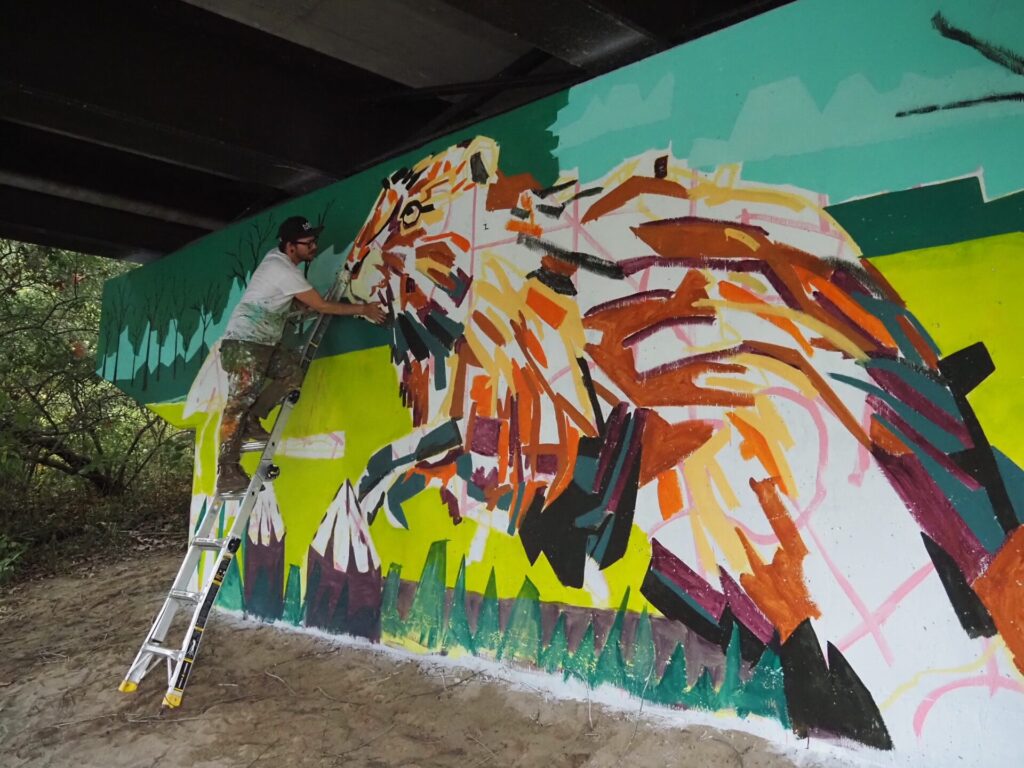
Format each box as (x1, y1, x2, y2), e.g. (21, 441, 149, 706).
(898, 12, 1024, 117)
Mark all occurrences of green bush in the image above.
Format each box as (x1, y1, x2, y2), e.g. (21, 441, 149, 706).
(0, 240, 192, 580)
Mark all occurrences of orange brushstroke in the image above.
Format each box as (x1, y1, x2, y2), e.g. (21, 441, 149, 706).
(657, 469, 684, 521)
(525, 287, 568, 329)
(448, 343, 470, 420)
(638, 411, 714, 486)
(796, 268, 897, 349)
(870, 418, 911, 456)
(742, 340, 871, 449)
(522, 330, 548, 367)
(419, 231, 471, 252)
(469, 375, 493, 417)
(486, 170, 540, 211)
(737, 478, 820, 642)
(402, 359, 430, 426)
(547, 413, 580, 505)
(505, 219, 543, 238)
(718, 281, 815, 356)
(413, 460, 457, 486)
(581, 176, 689, 224)
(974, 527, 1024, 675)
(416, 241, 457, 267)
(472, 310, 507, 347)
(726, 412, 790, 497)
(585, 271, 752, 409)
(631, 220, 879, 353)
(425, 269, 456, 292)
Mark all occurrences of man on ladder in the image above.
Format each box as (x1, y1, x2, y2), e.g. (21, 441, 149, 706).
(216, 215, 385, 494)
(120, 214, 384, 707)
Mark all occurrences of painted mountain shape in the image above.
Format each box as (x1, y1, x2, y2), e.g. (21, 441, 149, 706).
(304, 480, 383, 640)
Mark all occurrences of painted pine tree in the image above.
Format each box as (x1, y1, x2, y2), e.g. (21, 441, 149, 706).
(445, 556, 475, 655)
(564, 622, 597, 685)
(652, 643, 688, 706)
(540, 612, 570, 674)
(498, 576, 542, 664)
(282, 564, 303, 625)
(474, 569, 502, 655)
(624, 607, 656, 697)
(381, 564, 404, 638)
(403, 540, 447, 649)
(594, 592, 629, 689)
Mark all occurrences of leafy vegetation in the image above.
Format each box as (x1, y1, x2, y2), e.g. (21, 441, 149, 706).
(0, 240, 192, 581)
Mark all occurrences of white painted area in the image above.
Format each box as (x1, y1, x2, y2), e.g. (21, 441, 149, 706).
(277, 431, 346, 460)
(311, 481, 379, 573)
(248, 481, 285, 546)
(183, 339, 228, 417)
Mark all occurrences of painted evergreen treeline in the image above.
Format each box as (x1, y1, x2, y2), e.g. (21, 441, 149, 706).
(379, 540, 789, 724)
(217, 534, 788, 727)
(206, 486, 787, 728)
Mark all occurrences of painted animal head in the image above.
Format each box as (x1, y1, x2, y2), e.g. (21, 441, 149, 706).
(345, 136, 499, 324)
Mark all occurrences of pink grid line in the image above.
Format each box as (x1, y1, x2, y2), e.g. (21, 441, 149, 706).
(913, 647, 1024, 738)
(809, 521, 896, 665)
(836, 562, 935, 655)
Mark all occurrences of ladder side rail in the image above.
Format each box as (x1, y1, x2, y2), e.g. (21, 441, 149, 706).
(159, 394, 297, 705)
(122, 265, 355, 702)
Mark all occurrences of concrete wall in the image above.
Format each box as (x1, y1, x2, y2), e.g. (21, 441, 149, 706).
(100, 1, 1024, 764)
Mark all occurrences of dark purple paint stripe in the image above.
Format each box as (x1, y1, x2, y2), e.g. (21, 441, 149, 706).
(650, 539, 727, 619)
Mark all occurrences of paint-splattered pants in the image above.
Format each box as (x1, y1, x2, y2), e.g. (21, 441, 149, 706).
(218, 339, 303, 466)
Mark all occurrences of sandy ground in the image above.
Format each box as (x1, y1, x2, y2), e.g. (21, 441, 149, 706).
(0, 552, 857, 768)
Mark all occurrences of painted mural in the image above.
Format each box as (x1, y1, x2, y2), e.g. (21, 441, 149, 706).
(100, 2, 1024, 765)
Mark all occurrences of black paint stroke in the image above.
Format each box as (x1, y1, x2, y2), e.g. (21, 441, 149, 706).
(780, 620, 893, 750)
(576, 357, 605, 433)
(526, 267, 577, 296)
(518, 234, 625, 279)
(921, 532, 997, 637)
(470, 153, 489, 184)
(896, 91, 1024, 117)
(898, 12, 1024, 118)
(938, 342, 1019, 535)
(537, 203, 565, 218)
(534, 179, 578, 198)
(932, 11, 1024, 76)
(567, 187, 603, 203)
(518, 405, 643, 588)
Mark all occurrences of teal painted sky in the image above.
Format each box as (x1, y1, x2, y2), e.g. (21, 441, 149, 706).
(551, 0, 1024, 202)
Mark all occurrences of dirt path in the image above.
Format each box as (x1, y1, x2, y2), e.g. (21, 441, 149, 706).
(0, 552, 861, 768)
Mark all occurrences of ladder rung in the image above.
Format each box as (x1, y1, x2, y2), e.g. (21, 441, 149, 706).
(169, 589, 200, 604)
(192, 537, 225, 550)
(144, 644, 182, 661)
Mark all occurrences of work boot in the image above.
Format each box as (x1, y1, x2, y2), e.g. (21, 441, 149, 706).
(250, 379, 292, 421)
(217, 462, 251, 495)
(241, 414, 271, 442)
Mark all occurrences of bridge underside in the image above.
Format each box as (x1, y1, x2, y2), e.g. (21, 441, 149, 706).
(0, 0, 787, 262)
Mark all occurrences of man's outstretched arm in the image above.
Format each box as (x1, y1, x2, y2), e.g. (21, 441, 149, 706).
(295, 289, 386, 324)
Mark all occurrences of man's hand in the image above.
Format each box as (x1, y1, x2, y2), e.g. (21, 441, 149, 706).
(295, 289, 387, 323)
(359, 302, 387, 325)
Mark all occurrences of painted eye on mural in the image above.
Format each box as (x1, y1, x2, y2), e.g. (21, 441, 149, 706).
(400, 200, 422, 227)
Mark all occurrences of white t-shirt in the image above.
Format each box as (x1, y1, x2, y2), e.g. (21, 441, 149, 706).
(222, 249, 314, 344)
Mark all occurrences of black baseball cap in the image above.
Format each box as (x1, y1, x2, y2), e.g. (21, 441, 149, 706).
(278, 216, 324, 243)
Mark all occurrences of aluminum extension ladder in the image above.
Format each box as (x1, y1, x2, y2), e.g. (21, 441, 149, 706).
(119, 270, 351, 708)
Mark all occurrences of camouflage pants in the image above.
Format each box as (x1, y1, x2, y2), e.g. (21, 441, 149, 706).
(218, 339, 303, 466)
